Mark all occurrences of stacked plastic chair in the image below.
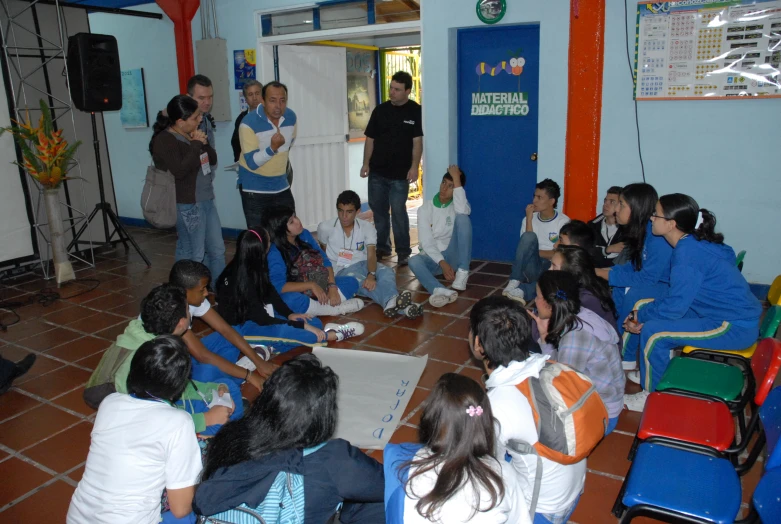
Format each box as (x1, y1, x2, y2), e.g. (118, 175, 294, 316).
(612, 385, 781, 523)
(628, 338, 781, 464)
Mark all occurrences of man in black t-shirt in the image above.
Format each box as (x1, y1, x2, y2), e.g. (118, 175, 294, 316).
(360, 71, 423, 266)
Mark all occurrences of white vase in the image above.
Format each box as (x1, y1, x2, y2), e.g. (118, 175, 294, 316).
(43, 187, 75, 285)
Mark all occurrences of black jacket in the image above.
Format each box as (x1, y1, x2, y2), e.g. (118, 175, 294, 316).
(231, 109, 249, 162)
(216, 263, 304, 329)
(589, 214, 626, 268)
(193, 439, 385, 523)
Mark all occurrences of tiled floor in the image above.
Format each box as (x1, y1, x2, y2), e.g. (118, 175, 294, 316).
(0, 226, 766, 522)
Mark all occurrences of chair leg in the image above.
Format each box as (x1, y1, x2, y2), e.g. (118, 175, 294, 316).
(628, 436, 640, 461)
(611, 474, 630, 518)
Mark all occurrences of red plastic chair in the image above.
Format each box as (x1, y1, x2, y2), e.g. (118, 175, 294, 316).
(628, 338, 781, 468)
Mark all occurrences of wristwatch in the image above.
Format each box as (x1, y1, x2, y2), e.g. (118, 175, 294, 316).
(367, 271, 376, 278)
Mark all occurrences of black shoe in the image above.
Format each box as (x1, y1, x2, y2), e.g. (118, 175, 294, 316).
(397, 255, 410, 266)
(0, 354, 36, 395)
(376, 249, 392, 261)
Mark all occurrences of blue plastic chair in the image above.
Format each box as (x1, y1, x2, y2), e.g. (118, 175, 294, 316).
(612, 386, 781, 523)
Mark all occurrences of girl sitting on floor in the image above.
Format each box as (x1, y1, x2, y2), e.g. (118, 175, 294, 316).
(385, 373, 529, 524)
(263, 207, 366, 316)
(68, 336, 202, 524)
(595, 183, 673, 368)
(551, 245, 619, 343)
(622, 193, 761, 411)
(530, 271, 625, 435)
(205, 227, 364, 369)
(194, 354, 385, 523)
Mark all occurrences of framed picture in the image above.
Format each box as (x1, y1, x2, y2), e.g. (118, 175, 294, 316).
(120, 68, 149, 128)
(346, 50, 377, 140)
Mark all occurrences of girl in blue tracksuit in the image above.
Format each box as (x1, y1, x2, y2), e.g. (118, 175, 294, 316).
(623, 194, 761, 409)
(596, 183, 673, 363)
(263, 207, 362, 315)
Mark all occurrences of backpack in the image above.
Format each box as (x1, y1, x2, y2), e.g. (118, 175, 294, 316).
(289, 248, 330, 297)
(199, 444, 343, 524)
(140, 162, 177, 229)
(83, 341, 134, 409)
(514, 360, 608, 465)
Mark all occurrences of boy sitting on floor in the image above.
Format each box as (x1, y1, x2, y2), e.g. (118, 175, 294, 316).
(169, 260, 276, 389)
(317, 190, 424, 319)
(503, 178, 569, 304)
(85, 284, 238, 435)
(408, 165, 473, 308)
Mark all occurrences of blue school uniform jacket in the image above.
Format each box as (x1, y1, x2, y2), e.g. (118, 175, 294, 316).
(267, 229, 332, 294)
(609, 221, 673, 288)
(637, 236, 762, 327)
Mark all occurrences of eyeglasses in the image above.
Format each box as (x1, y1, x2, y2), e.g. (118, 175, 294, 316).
(651, 214, 671, 220)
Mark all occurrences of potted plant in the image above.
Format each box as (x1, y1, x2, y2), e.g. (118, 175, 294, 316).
(0, 99, 82, 285)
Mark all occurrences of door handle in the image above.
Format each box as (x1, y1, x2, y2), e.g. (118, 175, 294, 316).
(530, 153, 538, 162)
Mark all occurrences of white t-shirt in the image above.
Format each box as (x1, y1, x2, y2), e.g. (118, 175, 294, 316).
(403, 448, 530, 524)
(67, 394, 203, 524)
(417, 187, 471, 264)
(520, 212, 570, 251)
(316, 217, 377, 271)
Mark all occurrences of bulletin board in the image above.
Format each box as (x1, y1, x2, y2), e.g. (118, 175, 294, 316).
(635, 0, 781, 100)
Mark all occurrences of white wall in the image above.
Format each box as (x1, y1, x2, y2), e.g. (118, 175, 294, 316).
(598, 1, 780, 284)
(420, 0, 570, 201)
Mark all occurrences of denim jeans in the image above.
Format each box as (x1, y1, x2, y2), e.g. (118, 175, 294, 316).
(240, 187, 295, 229)
(175, 199, 226, 282)
(408, 214, 473, 293)
(337, 260, 399, 309)
(510, 232, 551, 299)
(368, 173, 411, 257)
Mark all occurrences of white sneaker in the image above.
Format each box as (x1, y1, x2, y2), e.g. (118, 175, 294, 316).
(622, 361, 638, 371)
(504, 287, 526, 305)
(627, 370, 641, 385)
(502, 279, 520, 295)
(337, 298, 365, 314)
(402, 303, 425, 319)
(324, 322, 365, 341)
(452, 269, 469, 291)
(624, 390, 651, 412)
(428, 287, 458, 308)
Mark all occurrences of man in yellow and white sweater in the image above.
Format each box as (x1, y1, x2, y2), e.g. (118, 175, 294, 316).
(238, 81, 297, 227)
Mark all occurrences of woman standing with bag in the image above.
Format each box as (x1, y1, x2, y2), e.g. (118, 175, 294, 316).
(150, 95, 225, 283)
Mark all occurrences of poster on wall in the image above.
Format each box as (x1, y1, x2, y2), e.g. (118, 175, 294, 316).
(635, 0, 781, 100)
(346, 50, 376, 139)
(120, 68, 149, 128)
(234, 49, 256, 90)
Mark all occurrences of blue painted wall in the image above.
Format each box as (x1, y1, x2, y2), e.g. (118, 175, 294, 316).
(598, 1, 780, 284)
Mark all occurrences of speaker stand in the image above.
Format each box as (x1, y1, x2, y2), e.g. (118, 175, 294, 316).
(68, 113, 151, 267)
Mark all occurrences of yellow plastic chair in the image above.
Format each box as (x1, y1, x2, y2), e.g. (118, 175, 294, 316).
(769, 274, 781, 306)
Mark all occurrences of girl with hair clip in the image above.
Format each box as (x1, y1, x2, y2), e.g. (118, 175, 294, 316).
(530, 271, 625, 435)
(594, 183, 673, 368)
(150, 95, 225, 284)
(213, 227, 365, 353)
(68, 336, 203, 524)
(622, 194, 761, 411)
(385, 373, 529, 524)
(194, 354, 386, 523)
(263, 207, 366, 316)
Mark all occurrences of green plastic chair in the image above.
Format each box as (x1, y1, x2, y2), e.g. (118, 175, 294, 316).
(736, 250, 746, 272)
(657, 358, 745, 401)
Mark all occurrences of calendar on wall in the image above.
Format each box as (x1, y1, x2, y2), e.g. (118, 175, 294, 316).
(635, 0, 781, 100)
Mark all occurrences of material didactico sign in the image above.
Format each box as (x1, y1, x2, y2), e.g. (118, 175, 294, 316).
(470, 91, 529, 116)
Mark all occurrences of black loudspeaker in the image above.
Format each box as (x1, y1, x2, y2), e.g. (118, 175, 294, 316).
(66, 33, 122, 112)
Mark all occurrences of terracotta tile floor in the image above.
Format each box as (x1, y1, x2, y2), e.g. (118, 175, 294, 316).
(0, 226, 765, 522)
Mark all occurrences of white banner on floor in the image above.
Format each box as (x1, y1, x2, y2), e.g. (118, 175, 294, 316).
(313, 348, 428, 450)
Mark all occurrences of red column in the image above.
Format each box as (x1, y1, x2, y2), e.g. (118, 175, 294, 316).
(563, 0, 606, 221)
(156, 0, 201, 94)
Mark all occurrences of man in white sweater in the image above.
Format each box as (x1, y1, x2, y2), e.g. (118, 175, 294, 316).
(408, 165, 472, 308)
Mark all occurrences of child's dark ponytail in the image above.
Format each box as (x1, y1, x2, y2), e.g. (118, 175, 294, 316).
(693, 208, 724, 244)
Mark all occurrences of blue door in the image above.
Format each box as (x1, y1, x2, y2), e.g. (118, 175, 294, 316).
(457, 24, 540, 262)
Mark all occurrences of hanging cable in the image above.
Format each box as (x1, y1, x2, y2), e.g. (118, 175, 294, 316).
(624, 0, 646, 182)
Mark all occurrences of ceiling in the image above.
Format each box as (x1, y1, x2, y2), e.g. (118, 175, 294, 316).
(66, 0, 155, 8)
